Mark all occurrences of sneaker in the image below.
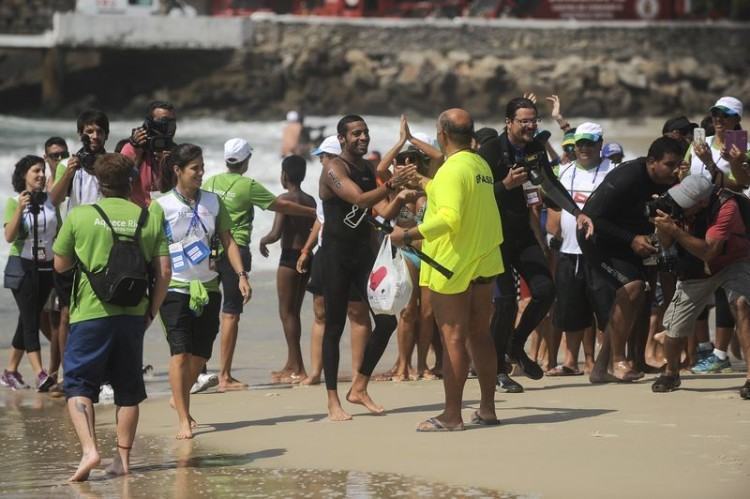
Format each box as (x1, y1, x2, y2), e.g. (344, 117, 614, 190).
(37, 370, 56, 393)
(510, 343, 544, 380)
(691, 354, 732, 374)
(191, 373, 219, 394)
(99, 384, 115, 401)
(496, 373, 524, 393)
(1, 370, 28, 390)
(740, 381, 750, 400)
(651, 374, 681, 393)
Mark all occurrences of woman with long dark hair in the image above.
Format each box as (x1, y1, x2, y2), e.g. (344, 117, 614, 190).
(153, 143, 250, 439)
(1, 155, 59, 391)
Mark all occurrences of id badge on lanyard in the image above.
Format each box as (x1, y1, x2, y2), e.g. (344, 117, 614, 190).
(169, 242, 188, 273)
(183, 235, 210, 266)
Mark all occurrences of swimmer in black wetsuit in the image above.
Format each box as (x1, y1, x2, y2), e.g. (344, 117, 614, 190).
(319, 114, 417, 421)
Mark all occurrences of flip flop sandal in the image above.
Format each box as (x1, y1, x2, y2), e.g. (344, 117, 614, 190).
(470, 410, 501, 426)
(416, 417, 465, 432)
(546, 366, 583, 377)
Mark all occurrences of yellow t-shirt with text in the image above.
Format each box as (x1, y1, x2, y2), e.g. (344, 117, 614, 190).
(418, 150, 504, 294)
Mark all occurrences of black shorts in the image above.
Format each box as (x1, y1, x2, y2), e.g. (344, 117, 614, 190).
(53, 269, 75, 308)
(583, 253, 645, 330)
(280, 248, 301, 270)
(715, 288, 735, 328)
(160, 291, 222, 359)
(554, 253, 596, 331)
(216, 246, 252, 315)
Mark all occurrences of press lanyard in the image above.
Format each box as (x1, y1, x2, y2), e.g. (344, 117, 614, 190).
(569, 161, 601, 197)
(24, 204, 48, 235)
(173, 189, 208, 240)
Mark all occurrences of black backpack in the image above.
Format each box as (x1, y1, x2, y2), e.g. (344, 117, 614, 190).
(77, 204, 149, 307)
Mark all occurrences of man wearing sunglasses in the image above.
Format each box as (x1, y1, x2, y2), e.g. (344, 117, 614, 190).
(44, 137, 69, 191)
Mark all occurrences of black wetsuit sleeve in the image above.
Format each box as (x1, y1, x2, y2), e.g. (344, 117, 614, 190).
(538, 160, 580, 216)
(583, 178, 637, 246)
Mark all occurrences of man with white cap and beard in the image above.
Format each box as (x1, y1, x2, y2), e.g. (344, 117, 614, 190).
(651, 175, 750, 398)
(201, 138, 316, 391)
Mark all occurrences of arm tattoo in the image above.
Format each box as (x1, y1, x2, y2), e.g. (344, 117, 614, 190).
(328, 170, 343, 190)
(76, 400, 95, 438)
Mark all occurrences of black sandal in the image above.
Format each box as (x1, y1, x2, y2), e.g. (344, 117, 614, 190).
(651, 374, 681, 393)
(740, 381, 750, 400)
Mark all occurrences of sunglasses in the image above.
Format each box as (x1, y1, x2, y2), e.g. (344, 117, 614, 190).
(563, 145, 575, 153)
(47, 151, 70, 161)
(711, 110, 736, 120)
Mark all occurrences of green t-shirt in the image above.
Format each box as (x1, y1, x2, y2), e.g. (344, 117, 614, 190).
(203, 172, 276, 247)
(52, 197, 169, 324)
(3, 195, 60, 261)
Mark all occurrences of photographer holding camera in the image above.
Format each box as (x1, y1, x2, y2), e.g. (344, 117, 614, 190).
(122, 101, 177, 207)
(1, 156, 59, 391)
(651, 176, 750, 399)
(579, 137, 683, 383)
(477, 97, 593, 393)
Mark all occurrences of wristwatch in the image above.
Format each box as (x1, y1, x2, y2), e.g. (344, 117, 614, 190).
(237, 271, 248, 278)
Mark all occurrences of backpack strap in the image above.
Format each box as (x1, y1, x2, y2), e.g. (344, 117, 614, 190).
(133, 208, 148, 243)
(90, 204, 148, 242)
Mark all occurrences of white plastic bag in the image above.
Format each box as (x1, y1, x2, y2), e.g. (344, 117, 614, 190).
(367, 236, 413, 316)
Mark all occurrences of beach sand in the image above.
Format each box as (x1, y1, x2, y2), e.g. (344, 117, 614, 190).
(120, 365, 750, 498)
(3, 270, 750, 498)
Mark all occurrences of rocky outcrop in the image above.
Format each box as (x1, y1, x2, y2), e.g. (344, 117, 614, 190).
(0, 16, 748, 119)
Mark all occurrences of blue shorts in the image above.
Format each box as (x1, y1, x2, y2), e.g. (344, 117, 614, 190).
(63, 315, 147, 406)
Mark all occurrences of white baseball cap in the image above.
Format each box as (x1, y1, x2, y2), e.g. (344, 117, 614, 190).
(710, 96, 743, 118)
(574, 122, 604, 143)
(224, 138, 253, 164)
(312, 135, 342, 156)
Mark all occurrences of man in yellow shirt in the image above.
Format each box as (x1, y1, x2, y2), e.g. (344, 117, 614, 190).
(391, 108, 504, 431)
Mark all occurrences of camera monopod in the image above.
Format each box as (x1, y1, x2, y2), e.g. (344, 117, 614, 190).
(367, 216, 454, 279)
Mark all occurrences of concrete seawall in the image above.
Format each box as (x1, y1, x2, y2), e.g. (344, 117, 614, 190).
(0, 13, 748, 119)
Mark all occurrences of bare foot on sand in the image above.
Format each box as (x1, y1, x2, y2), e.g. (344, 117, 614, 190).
(418, 369, 439, 381)
(176, 420, 194, 440)
(69, 451, 100, 482)
(300, 374, 321, 386)
(611, 361, 643, 382)
(346, 389, 385, 415)
(105, 454, 128, 476)
(168, 397, 198, 428)
(218, 377, 248, 392)
(328, 404, 352, 421)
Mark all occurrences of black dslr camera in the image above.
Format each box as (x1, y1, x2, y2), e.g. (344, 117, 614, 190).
(28, 191, 47, 214)
(645, 192, 684, 221)
(518, 152, 544, 185)
(75, 135, 98, 174)
(136, 116, 176, 152)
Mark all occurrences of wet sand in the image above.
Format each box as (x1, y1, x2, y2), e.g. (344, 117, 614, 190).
(2, 270, 750, 497)
(122, 371, 750, 499)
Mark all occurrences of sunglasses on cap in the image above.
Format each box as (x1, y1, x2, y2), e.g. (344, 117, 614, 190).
(711, 109, 736, 120)
(47, 151, 70, 161)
